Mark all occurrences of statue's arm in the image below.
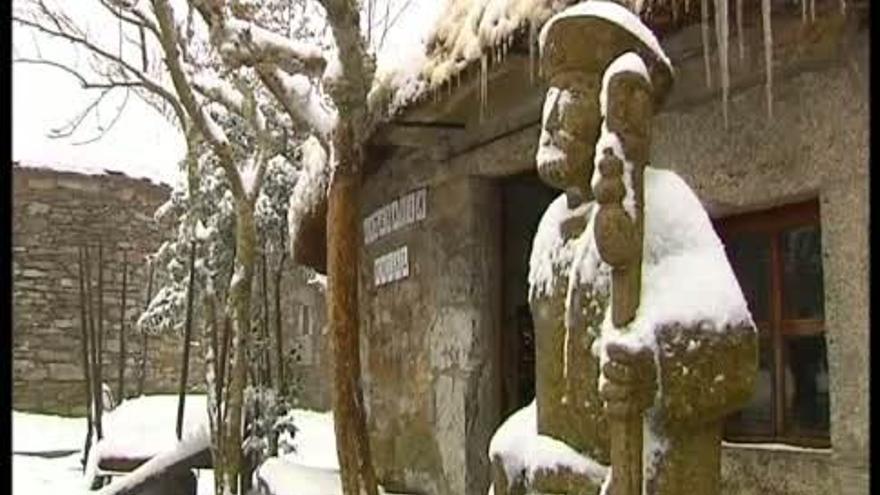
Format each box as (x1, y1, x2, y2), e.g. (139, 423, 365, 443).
(652, 322, 758, 428)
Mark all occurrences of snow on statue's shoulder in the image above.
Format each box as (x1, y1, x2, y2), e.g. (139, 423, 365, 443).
(598, 167, 754, 356)
(528, 193, 592, 300)
(489, 400, 608, 487)
(538, 0, 672, 71)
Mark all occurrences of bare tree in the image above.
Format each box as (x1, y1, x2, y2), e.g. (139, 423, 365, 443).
(15, 1, 413, 494)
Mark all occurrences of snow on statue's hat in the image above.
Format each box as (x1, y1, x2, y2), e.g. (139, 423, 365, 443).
(539, 0, 674, 106)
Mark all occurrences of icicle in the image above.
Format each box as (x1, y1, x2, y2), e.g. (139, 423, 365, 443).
(480, 53, 488, 122)
(529, 19, 537, 85)
(810, 0, 815, 22)
(685, 0, 691, 14)
(802, 0, 807, 24)
(701, 0, 713, 88)
(715, 0, 730, 128)
(737, 0, 744, 63)
(762, 0, 773, 120)
(672, 0, 680, 22)
(841, 0, 846, 15)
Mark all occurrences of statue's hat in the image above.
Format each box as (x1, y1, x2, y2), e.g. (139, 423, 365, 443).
(539, 1, 674, 106)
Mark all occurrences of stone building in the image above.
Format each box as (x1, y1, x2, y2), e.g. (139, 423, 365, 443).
(296, 2, 869, 495)
(12, 163, 331, 415)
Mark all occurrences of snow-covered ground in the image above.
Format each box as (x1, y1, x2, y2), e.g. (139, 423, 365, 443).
(12, 398, 337, 495)
(12, 405, 215, 495)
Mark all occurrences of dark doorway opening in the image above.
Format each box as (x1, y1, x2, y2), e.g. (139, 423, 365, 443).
(499, 172, 558, 418)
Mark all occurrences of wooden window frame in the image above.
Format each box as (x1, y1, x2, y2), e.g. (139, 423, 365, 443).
(715, 200, 830, 448)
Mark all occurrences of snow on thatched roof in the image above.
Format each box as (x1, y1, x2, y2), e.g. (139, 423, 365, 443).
(380, 0, 852, 122)
(379, 0, 579, 114)
(381, 0, 662, 114)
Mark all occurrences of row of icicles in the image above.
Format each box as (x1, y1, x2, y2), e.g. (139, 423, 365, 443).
(421, 0, 848, 127)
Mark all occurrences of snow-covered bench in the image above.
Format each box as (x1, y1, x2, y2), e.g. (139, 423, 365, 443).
(85, 395, 211, 493)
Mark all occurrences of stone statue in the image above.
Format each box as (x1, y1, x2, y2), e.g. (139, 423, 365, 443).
(489, 3, 757, 495)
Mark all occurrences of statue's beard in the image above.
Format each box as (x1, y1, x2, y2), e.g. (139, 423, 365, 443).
(536, 130, 571, 189)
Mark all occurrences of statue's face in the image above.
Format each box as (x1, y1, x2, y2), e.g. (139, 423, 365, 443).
(536, 71, 601, 196)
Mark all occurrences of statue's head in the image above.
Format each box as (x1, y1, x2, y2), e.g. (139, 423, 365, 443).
(536, 1, 674, 197)
(536, 67, 601, 197)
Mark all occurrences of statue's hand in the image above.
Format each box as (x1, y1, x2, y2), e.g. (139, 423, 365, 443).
(600, 341, 657, 419)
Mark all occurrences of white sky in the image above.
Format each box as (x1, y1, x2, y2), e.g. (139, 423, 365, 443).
(11, 0, 447, 186)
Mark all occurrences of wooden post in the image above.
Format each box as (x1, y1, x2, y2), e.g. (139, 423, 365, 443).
(78, 246, 94, 470)
(176, 241, 198, 440)
(117, 251, 129, 401)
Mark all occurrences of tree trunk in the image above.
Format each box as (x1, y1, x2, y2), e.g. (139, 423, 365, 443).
(327, 124, 379, 495)
(177, 242, 198, 440)
(97, 241, 105, 412)
(84, 245, 103, 441)
(138, 259, 155, 397)
(273, 250, 287, 396)
(78, 246, 94, 470)
(117, 251, 129, 401)
(218, 201, 258, 495)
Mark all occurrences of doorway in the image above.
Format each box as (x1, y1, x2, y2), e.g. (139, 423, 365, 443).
(499, 172, 558, 418)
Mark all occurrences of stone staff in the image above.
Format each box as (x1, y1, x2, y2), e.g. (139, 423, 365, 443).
(593, 54, 655, 495)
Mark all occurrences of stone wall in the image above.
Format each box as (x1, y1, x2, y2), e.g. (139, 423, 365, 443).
(280, 265, 332, 412)
(359, 9, 867, 495)
(359, 173, 503, 495)
(12, 166, 207, 415)
(13, 166, 332, 416)
(652, 24, 869, 495)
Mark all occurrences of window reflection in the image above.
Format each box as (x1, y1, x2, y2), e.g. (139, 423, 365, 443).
(785, 334, 830, 433)
(726, 334, 774, 436)
(725, 234, 771, 322)
(782, 225, 825, 320)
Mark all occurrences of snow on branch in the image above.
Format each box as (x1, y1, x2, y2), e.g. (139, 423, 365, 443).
(272, 70, 338, 137)
(215, 18, 327, 78)
(199, 102, 230, 145)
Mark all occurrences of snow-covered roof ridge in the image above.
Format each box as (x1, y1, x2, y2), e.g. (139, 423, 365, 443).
(13, 159, 176, 187)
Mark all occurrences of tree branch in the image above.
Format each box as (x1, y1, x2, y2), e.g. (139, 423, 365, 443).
(151, 0, 246, 202)
(13, 13, 188, 130)
(14, 57, 145, 89)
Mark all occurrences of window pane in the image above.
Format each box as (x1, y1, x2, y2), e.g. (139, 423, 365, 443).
(784, 334, 830, 436)
(724, 234, 771, 322)
(725, 334, 775, 437)
(782, 225, 825, 319)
